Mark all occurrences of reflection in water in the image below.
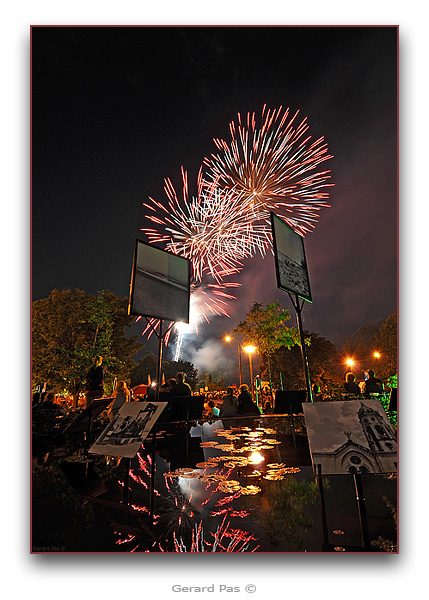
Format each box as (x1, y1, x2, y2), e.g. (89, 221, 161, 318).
(173, 515, 260, 552)
(32, 414, 397, 553)
(115, 423, 316, 552)
(243, 476, 320, 549)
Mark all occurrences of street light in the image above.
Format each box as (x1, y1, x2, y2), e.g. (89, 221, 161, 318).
(373, 351, 381, 359)
(225, 336, 243, 386)
(243, 345, 257, 400)
(346, 358, 355, 371)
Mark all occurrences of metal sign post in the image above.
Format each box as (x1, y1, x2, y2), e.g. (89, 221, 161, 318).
(288, 293, 313, 403)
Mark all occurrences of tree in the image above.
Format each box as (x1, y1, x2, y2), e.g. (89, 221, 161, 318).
(264, 331, 342, 396)
(343, 311, 397, 387)
(163, 360, 199, 390)
(233, 301, 301, 395)
(130, 355, 199, 391)
(344, 318, 385, 356)
(32, 289, 142, 403)
(375, 310, 397, 385)
(129, 352, 158, 387)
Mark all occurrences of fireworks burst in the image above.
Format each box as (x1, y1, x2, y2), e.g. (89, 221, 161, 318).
(204, 104, 334, 236)
(139, 105, 333, 350)
(142, 166, 271, 283)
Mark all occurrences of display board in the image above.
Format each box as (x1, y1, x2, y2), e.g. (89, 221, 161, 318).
(270, 212, 312, 302)
(169, 396, 205, 422)
(89, 401, 167, 458)
(128, 239, 191, 322)
(274, 390, 306, 414)
(63, 397, 115, 434)
(303, 400, 397, 475)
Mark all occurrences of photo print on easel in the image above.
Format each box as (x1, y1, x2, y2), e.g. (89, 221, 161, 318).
(303, 400, 397, 475)
(89, 402, 167, 459)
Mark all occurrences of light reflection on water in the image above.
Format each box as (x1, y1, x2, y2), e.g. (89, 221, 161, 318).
(32, 414, 397, 553)
(118, 418, 396, 552)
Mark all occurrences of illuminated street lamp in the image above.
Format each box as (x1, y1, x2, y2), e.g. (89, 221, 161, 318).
(346, 358, 355, 371)
(225, 336, 243, 386)
(243, 345, 257, 400)
(373, 351, 381, 359)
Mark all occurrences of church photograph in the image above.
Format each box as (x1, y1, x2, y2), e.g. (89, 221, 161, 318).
(303, 400, 397, 475)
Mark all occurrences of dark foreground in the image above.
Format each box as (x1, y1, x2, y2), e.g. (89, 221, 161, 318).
(32, 410, 397, 553)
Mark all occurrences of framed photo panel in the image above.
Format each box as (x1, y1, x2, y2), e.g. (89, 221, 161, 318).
(89, 401, 168, 459)
(128, 239, 190, 322)
(303, 400, 397, 475)
(270, 212, 312, 302)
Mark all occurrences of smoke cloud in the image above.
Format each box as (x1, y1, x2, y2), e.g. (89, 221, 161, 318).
(182, 337, 237, 386)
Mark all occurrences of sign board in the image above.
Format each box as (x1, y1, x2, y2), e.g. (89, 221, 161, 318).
(169, 395, 205, 422)
(303, 400, 397, 475)
(274, 390, 306, 414)
(89, 401, 167, 459)
(128, 239, 191, 323)
(63, 397, 115, 433)
(270, 212, 312, 302)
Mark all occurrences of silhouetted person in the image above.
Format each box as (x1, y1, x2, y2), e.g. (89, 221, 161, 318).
(237, 384, 260, 416)
(364, 369, 384, 394)
(174, 372, 192, 396)
(85, 355, 105, 408)
(344, 372, 361, 395)
(40, 390, 66, 414)
(145, 382, 158, 401)
(220, 386, 238, 417)
(166, 378, 177, 394)
(32, 392, 41, 408)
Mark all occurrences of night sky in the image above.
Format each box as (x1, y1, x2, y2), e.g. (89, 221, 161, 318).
(31, 26, 397, 374)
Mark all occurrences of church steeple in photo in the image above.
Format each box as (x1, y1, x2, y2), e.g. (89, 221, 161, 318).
(358, 402, 396, 453)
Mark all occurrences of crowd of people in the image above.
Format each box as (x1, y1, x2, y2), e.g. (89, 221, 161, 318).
(202, 384, 262, 419)
(33, 353, 388, 421)
(32, 378, 267, 421)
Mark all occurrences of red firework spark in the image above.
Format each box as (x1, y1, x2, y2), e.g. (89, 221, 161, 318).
(204, 104, 334, 236)
(142, 166, 271, 283)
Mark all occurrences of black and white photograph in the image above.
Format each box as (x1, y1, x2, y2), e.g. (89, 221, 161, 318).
(128, 240, 190, 322)
(303, 400, 397, 475)
(90, 401, 167, 458)
(271, 212, 312, 301)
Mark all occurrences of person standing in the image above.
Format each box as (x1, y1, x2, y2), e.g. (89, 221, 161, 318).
(174, 372, 192, 396)
(85, 355, 105, 408)
(207, 400, 220, 418)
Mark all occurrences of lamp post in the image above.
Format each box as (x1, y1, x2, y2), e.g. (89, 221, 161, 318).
(243, 345, 257, 401)
(254, 374, 261, 409)
(225, 336, 243, 386)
